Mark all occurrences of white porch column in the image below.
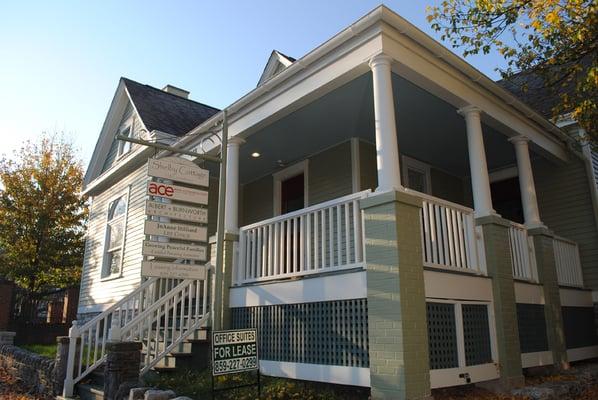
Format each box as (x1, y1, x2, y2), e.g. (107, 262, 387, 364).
(459, 106, 496, 217)
(224, 137, 245, 233)
(369, 54, 402, 192)
(510, 136, 544, 228)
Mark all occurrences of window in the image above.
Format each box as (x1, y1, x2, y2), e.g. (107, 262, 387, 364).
(117, 125, 132, 157)
(102, 195, 128, 278)
(402, 156, 431, 194)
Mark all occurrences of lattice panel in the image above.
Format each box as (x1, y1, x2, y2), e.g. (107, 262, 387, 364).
(462, 304, 492, 366)
(232, 299, 369, 367)
(517, 303, 549, 353)
(427, 302, 459, 370)
(562, 306, 598, 349)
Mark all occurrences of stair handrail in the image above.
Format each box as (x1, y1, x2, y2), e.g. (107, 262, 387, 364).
(62, 277, 184, 397)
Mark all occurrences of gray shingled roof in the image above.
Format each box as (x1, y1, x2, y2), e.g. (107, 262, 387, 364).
(122, 78, 219, 136)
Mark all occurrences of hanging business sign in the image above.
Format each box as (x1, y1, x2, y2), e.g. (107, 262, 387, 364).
(145, 200, 208, 224)
(146, 182, 208, 205)
(144, 220, 207, 242)
(141, 261, 208, 280)
(212, 329, 259, 376)
(142, 240, 207, 261)
(147, 156, 209, 186)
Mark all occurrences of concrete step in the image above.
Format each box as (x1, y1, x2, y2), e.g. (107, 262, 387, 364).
(77, 383, 104, 400)
(152, 327, 208, 342)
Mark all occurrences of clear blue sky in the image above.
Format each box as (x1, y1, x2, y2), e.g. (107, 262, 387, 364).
(0, 1, 506, 166)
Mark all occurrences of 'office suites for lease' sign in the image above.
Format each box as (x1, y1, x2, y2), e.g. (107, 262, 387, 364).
(212, 329, 259, 376)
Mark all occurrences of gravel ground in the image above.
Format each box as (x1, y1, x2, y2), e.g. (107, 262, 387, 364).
(0, 367, 52, 400)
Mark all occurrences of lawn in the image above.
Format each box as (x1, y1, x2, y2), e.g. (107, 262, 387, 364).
(19, 344, 57, 359)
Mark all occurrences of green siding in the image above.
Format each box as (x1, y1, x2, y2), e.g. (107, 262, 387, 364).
(308, 141, 352, 205)
(241, 175, 273, 226)
(430, 168, 466, 205)
(533, 156, 598, 290)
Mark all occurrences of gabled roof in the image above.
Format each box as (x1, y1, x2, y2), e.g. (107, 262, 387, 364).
(122, 78, 219, 136)
(84, 78, 219, 188)
(257, 50, 296, 87)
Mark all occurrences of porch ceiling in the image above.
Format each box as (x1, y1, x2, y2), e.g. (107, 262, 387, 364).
(238, 72, 518, 185)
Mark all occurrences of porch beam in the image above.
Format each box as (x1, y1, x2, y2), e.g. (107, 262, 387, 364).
(369, 54, 402, 192)
(510, 136, 544, 229)
(458, 106, 496, 218)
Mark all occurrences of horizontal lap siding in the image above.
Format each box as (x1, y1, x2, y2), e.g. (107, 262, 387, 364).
(430, 168, 466, 205)
(78, 165, 148, 311)
(533, 156, 598, 290)
(242, 175, 273, 226)
(359, 141, 377, 191)
(308, 141, 352, 205)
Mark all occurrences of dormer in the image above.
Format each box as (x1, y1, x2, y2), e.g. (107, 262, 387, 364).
(257, 50, 295, 87)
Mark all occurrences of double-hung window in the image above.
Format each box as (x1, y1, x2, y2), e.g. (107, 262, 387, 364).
(117, 124, 133, 157)
(102, 195, 127, 278)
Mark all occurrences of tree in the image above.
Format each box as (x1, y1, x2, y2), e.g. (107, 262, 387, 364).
(427, 0, 597, 143)
(0, 135, 87, 293)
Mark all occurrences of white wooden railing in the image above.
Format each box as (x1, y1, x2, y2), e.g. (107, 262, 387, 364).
(417, 192, 486, 274)
(508, 222, 538, 282)
(235, 190, 370, 285)
(554, 236, 584, 287)
(63, 275, 209, 397)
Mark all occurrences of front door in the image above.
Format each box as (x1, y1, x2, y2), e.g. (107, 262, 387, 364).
(280, 173, 304, 214)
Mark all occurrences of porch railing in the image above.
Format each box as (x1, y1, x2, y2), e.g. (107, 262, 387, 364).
(508, 222, 538, 282)
(554, 236, 584, 287)
(235, 190, 370, 285)
(417, 191, 486, 274)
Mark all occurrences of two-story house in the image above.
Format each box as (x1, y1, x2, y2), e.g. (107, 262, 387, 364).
(65, 6, 598, 400)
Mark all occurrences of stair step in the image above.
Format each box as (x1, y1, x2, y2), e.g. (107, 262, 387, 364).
(77, 383, 104, 400)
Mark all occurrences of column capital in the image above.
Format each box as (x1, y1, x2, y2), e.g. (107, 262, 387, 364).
(227, 136, 245, 146)
(368, 53, 393, 69)
(457, 105, 482, 117)
(509, 135, 530, 145)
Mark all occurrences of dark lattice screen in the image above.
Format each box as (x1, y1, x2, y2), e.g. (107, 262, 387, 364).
(231, 299, 369, 367)
(562, 306, 598, 349)
(427, 302, 459, 369)
(517, 303, 549, 353)
(462, 304, 493, 366)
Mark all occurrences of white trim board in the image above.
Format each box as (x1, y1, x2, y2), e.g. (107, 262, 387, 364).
(560, 287, 593, 307)
(260, 360, 370, 387)
(567, 345, 598, 362)
(514, 281, 545, 305)
(229, 270, 366, 307)
(430, 363, 499, 389)
(521, 351, 553, 368)
(424, 270, 493, 302)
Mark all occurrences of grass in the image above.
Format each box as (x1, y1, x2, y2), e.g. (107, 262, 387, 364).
(144, 368, 369, 400)
(19, 344, 57, 359)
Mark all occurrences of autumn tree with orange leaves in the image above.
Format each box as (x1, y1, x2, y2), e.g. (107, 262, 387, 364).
(427, 0, 597, 143)
(0, 135, 87, 293)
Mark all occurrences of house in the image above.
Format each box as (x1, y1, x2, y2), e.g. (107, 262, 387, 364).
(67, 5, 598, 400)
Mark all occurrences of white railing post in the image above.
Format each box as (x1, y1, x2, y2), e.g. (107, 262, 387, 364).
(62, 320, 79, 398)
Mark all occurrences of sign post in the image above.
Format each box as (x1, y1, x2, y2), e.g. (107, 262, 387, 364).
(211, 328, 260, 398)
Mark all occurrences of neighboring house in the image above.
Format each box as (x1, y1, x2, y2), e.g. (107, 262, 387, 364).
(69, 6, 598, 400)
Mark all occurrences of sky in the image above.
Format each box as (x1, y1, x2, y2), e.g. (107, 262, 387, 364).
(0, 1, 508, 167)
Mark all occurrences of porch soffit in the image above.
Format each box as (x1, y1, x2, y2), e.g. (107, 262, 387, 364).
(181, 5, 569, 168)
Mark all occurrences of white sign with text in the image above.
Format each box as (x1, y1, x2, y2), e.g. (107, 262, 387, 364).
(146, 181, 208, 205)
(145, 200, 208, 223)
(142, 240, 207, 261)
(144, 220, 207, 242)
(141, 261, 208, 280)
(147, 156, 209, 186)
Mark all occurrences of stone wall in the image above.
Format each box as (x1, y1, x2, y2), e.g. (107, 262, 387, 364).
(0, 344, 61, 395)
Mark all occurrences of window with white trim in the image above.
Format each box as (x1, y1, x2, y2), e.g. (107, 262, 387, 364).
(117, 124, 133, 157)
(102, 195, 127, 278)
(402, 156, 431, 194)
